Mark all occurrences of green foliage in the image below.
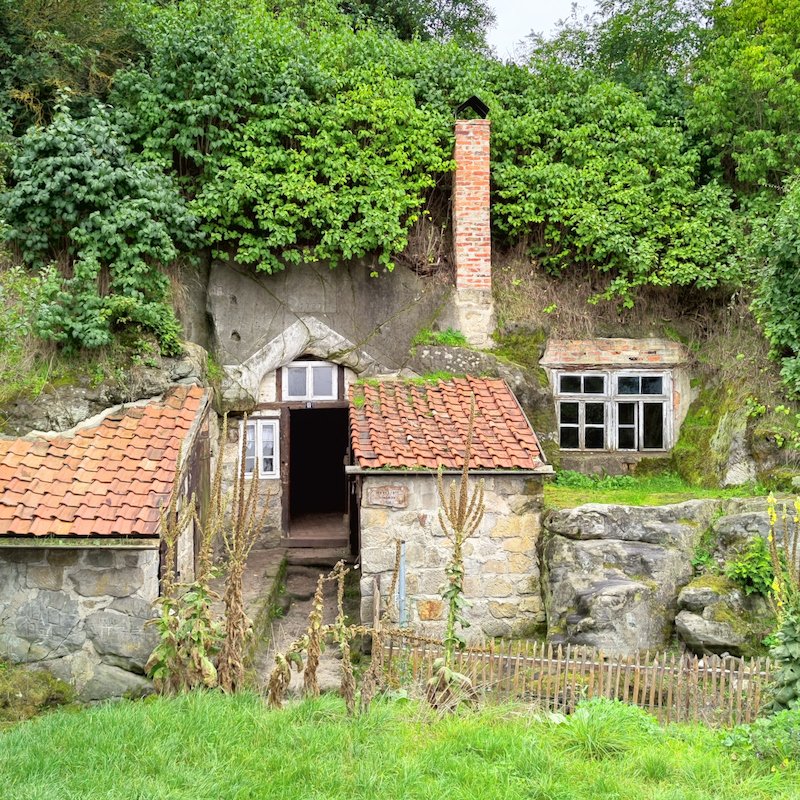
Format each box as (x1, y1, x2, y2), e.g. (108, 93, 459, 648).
(752, 178, 800, 397)
(0, 661, 74, 726)
(725, 537, 775, 597)
(412, 327, 469, 347)
(491, 63, 740, 306)
(112, 3, 457, 274)
(3, 104, 198, 353)
(689, 0, 800, 203)
(554, 470, 635, 490)
(769, 604, 800, 713)
(557, 698, 661, 760)
(723, 708, 800, 764)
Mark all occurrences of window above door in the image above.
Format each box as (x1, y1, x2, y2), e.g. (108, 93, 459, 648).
(282, 360, 339, 401)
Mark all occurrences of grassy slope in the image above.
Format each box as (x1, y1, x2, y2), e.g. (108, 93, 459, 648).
(0, 693, 797, 800)
(544, 473, 767, 509)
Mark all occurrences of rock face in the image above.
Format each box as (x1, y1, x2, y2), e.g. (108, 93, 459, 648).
(0, 546, 159, 700)
(3, 343, 207, 436)
(542, 501, 719, 654)
(541, 497, 778, 655)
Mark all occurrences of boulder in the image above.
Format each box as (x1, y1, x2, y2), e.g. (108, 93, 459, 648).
(675, 610, 748, 656)
(78, 664, 153, 702)
(14, 591, 85, 658)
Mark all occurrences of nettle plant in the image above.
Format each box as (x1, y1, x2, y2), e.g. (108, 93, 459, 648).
(3, 103, 198, 354)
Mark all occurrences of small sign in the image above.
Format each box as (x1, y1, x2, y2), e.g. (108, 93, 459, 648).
(366, 484, 408, 509)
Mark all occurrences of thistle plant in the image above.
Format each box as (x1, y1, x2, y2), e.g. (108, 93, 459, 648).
(766, 494, 800, 713)
(146, 456, 222, 693)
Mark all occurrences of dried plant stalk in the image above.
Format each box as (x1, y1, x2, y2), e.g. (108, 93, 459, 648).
(303, 574, 327, 698)
(218, 413, 272, 693)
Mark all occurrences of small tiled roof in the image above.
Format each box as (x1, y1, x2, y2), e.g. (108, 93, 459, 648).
(540, 338, 688, 368)
(0, 386, 206, 537)
(349, 376, 547, 471)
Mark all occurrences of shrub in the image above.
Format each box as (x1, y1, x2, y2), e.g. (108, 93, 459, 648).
(726, 537, 775, 597)
(557, 697, 660, 760)
(723, 709, 800, 763)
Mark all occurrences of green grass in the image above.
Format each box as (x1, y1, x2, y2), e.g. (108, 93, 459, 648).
(0, 693, 797, 799)
(545, 470, 768, 509)
(412, 327, 470, 348)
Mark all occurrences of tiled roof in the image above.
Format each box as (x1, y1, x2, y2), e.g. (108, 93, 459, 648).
(349, 376, 547, 471)
(540, 338, 688, 368)
(0, 386, 206, 537)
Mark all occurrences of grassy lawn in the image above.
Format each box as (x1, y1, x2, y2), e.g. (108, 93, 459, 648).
(0, 693, 797, 800)
(545, 471, 768, 509)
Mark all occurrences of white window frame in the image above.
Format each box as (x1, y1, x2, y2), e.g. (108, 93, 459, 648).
(554, 369, 672, 452)
(281, 360, 338, 401)
(241, 418, 280, 479)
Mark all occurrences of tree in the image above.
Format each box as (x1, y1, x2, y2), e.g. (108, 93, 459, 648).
(341, 0, 495, 50)
(688, 0, 800, 204)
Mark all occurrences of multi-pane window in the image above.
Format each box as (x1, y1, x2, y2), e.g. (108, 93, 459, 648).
(282, 361, 338, 401)
(556, 371, 670, 452)
(243, 419, 279, 478)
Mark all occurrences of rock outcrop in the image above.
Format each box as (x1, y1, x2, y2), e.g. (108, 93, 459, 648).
(542, 501, 718, 654)
(541, 498, 775, 655)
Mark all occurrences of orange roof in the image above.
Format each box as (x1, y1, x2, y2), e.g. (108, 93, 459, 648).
(349, 376, 547, 471)
(0, 385, 206, 537)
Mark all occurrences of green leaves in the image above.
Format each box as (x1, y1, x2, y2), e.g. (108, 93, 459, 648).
(2, 104, 199, 353)
(491, 67, 740, 303)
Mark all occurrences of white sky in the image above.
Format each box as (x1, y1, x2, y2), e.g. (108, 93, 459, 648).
(487, 0, 599, 60)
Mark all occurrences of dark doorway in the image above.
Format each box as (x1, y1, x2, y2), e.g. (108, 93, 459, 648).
(289, 408, 349, 532)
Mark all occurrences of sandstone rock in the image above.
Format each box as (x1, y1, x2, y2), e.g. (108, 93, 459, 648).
(542, 502, 715, 654)
(677, 578, 743, 614)
(79, 664, 154, 702)
(25, 565, 63, 591)
(675, 610, 748, 656)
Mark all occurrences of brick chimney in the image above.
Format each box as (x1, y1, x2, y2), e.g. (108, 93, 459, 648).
(453, 118, 492, 292)
(444, 105, 495, 348)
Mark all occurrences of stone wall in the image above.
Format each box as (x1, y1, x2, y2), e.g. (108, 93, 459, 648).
(0, 545, 159, 700)
(359, 474, 545, 638)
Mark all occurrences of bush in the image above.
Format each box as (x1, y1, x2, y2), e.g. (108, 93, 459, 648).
(2, 103, 198, 354)
(723, 708, 800, 763)
(557, 697, 660, 760)
(725, 537, 775, 597)
(0, 661, 74, 725)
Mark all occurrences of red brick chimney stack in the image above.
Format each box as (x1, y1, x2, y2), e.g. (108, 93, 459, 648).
(446, 110, 495, 348)
(453, 118, 492, 292)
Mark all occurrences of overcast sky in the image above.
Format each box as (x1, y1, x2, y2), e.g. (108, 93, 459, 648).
(486, 0, 599, 60)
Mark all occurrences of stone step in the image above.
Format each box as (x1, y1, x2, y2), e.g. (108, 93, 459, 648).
(284, 536, 350, 549)
(286, 548, 355, 568)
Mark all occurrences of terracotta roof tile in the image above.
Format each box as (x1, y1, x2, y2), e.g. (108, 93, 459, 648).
(0, 385, 205, 538)
(349, 376, 547, 471)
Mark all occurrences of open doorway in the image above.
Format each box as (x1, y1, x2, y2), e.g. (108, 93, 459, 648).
(288, 408, 349, 546)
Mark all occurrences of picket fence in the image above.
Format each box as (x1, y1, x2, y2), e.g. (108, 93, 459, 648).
(382, 632, 773, 727)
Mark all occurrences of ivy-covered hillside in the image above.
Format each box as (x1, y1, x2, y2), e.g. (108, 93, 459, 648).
(1, 0, 800, 402)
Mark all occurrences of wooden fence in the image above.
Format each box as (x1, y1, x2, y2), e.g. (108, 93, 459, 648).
(383, 632, 773, 727)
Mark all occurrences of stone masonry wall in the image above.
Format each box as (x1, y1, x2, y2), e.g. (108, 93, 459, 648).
(359, 474, 545, 639)
(0, 545, 159, 700)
